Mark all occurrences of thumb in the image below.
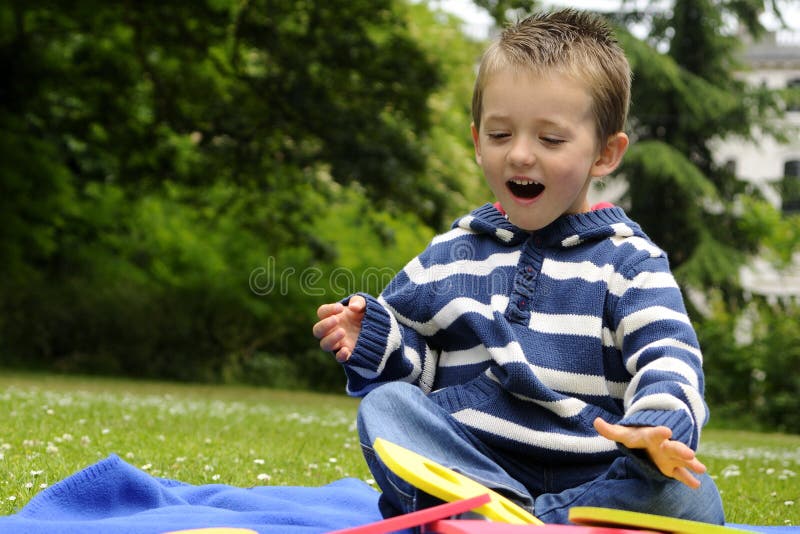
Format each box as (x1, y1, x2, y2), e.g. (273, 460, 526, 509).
(349, 295, 367, 312)
(593, 417, 615, 437)
(593, 417, 634, 446)
(594, 417, 620, 441)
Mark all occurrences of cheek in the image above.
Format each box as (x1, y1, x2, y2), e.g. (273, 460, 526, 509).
(480, 153, 504, 176)
(551, 152, 595, 179)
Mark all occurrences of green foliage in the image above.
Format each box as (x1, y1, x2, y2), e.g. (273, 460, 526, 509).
(5, 181, 267, 379)
(737, 197, 800, 265)
(700, 297, 800, 432)
(745, 303, 800, 430)
(403, 2, 492, 219)
(621, 140, 719, 266)
(0, 0, 486, 389)
(598, 3, 789, 294)
(2, 0, 799, 432)
(1, 167, 440, 387)
(0, 119, 75, 287)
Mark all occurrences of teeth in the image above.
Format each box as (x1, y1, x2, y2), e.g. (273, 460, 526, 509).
(507, 178, 545, 199)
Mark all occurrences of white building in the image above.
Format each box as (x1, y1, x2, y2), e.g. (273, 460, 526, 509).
(712, 29, 800, 211)
(711, 30, 800, 301)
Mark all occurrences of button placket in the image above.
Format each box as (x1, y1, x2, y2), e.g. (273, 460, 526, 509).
(506, 236, 544, 322)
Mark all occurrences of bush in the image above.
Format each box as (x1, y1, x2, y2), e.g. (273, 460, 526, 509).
(700, 296, 800, 431)
(0, 178, 434, 392)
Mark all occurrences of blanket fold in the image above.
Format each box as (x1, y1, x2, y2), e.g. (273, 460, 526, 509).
(1, 455, 384, 533)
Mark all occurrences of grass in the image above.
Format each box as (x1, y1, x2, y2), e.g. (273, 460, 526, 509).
(1, 372, 798, 526)
(700, 430, 799, 526)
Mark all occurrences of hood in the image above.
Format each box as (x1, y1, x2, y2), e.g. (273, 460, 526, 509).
(453, 202, 650, 249)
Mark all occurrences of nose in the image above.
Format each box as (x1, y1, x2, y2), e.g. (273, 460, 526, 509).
(507, 135, 536, 168)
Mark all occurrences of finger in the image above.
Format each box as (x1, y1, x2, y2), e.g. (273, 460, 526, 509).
(312, 316, 339, 339)
(593, 417, 615, 436)
(654, 425, 673, 441)
(349, 295, 367, 312)
(319, 328, 346, 352)
(688, 457, 707, 475)
(594, 418, 633, 444)
(659, 439, 695, 461)
(632, 425, 672, 450)
(659, 439, 706, 474)
(671, 467, 702, 489)
(317, 302, 343, 320)
(335, 347, 351, 363)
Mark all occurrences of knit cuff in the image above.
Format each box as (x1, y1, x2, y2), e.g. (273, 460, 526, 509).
(619, 409, 696, 449)
(342, 293, 393, 374)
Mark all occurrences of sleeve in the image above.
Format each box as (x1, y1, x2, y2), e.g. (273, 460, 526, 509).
(612, 254, 708, 452)
(341, 253, 441, 398)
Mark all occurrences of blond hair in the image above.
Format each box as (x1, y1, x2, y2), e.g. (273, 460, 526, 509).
(472, 9, 631, 144)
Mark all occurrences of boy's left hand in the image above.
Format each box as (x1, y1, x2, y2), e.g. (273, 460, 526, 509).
(593, 417, 706, 489)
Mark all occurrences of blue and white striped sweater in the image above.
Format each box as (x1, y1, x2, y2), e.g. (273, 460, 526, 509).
(344, 203, 706, 463)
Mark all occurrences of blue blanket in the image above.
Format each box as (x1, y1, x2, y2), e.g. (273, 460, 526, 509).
(0, 455, 795, 533)
(0, 454, 384, 533)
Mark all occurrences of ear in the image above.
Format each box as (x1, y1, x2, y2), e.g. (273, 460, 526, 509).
(591, 132, 629, 178)
(471, 122, 483, 166)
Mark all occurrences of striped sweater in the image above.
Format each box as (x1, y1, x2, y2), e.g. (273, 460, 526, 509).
(343, 203, 707, 464)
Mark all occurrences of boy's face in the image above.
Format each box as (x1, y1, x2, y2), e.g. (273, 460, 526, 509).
(472, 68, 621, 232)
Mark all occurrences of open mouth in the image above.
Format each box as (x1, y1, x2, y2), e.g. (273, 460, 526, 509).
(507, 178, 545, 199)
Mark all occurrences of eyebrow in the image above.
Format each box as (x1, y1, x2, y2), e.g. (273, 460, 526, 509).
(481, 113, 511, 123)
(482, 114, 571, 131)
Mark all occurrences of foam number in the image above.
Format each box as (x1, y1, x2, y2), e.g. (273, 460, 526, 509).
(373, 437, 543, 525)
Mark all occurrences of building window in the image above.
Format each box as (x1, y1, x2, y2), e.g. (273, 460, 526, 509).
(782, 159, 800, 214)
(787, 78, 800, 112)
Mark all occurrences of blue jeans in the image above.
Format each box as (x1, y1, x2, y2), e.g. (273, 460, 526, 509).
(357, 382, 725, 525)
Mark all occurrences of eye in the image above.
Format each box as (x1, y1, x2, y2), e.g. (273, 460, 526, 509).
(487, 132, 510, 140)
(541, 136, 565, 146)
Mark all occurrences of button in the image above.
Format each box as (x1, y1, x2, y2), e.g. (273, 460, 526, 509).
(518, 299, 527, 308)
(526, 266, 534, 273)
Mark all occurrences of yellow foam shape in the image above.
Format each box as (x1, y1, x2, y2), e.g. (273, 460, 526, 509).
(569, 507, 756, 534)
(373, 438, 543, 525)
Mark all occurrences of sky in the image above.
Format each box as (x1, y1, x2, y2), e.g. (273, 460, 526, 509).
(431, 0, 800, 41)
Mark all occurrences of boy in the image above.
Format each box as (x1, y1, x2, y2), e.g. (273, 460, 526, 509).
(312, 9, 724, 525)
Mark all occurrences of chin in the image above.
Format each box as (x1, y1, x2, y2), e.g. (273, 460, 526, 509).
(507, 216, 545, 232)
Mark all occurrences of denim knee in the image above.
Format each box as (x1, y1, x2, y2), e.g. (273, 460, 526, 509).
(357, 382, 422, 447)
(357, 383, 436, 517)
(667, 473, 725, 524)
(623, 455, 725, 524)
(534, 456, 725, 525)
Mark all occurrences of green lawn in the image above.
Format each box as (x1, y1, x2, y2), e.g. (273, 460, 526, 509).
(1, 372, 798, 526)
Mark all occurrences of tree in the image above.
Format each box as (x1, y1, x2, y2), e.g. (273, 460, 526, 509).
(615, 0, 794, 293)
(0, 0, 461, 385)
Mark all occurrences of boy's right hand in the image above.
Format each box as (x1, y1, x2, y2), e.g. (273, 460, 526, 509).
(312, 295, 367, 362)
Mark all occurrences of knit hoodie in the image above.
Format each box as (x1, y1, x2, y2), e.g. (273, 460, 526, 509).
(343, 203, 707, 465)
